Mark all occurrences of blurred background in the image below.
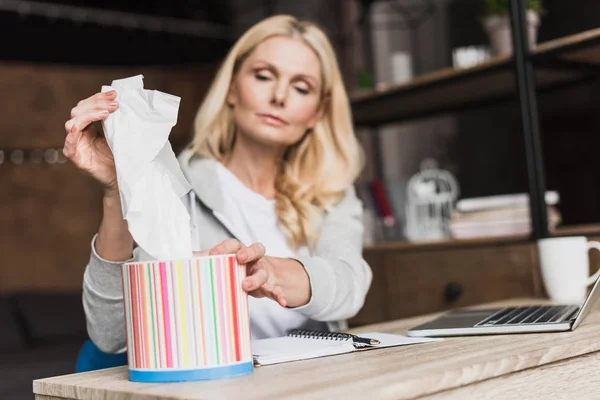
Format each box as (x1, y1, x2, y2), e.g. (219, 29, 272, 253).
(3, 1, 600, 398)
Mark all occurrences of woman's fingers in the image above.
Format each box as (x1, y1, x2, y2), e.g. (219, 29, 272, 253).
(237, 242, 266, 264)
(72, 91, 116, 111)
(208, 240, 286, 306)
(244, 277, 287, 307)
(63, 125, 82, 159)
(271, 286, 287, 307)
(71, 100, 119, 118)
(243, 268, 268, 291)
(208, 238, 243, 256)
(64, 109, 109, 135)
(63, 110, 110, 160)
(70, 91, 118, 118)
(206, 240, 267, 265)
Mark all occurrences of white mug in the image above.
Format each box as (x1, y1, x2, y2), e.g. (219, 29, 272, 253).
(537, 236, 600, 304)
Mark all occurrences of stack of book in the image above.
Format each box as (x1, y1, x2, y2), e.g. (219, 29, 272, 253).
(449, 192, 561, 239)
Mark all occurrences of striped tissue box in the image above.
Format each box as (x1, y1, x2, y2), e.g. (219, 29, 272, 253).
(121, 254, 253, 382)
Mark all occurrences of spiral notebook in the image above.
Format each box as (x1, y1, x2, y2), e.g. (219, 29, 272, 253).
(251, 329, 440, 366)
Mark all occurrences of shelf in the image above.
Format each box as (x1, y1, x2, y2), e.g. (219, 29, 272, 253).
(534, 27, 600, 63)
(363, 223, 600, 253)
(363, 234, 530, 253)
(351, 27, 600, 127)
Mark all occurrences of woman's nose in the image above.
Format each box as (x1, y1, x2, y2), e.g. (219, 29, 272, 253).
(271, 83, 287, 107)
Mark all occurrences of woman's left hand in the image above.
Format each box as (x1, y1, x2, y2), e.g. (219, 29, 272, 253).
(206, 239, 288, 307)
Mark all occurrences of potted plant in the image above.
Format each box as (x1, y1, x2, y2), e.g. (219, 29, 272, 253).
(482, 0, 545, 55)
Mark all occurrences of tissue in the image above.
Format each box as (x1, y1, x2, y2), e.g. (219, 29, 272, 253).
(101, 75, 193, 260)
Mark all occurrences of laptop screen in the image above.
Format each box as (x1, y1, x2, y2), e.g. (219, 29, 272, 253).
(571, 271, 600, 330)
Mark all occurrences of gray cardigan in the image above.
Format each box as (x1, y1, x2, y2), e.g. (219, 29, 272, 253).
(82, 148, 373, 353)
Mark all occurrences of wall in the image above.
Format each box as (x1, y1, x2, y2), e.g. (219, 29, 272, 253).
(0, 62, 216, 292)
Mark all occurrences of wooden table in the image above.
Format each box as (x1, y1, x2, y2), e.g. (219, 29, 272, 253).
(34, 299, 600, 399)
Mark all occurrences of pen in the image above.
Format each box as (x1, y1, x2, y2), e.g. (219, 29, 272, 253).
(351, 334, 380, 346)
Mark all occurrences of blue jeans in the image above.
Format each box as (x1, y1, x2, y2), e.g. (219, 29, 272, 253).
(75, 339, 128, 373)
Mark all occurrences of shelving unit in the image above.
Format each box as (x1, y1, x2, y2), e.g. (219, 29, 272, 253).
(351, 27, 600, 125)
(350, 2, 600, 325)
(351, 0, 600, 242)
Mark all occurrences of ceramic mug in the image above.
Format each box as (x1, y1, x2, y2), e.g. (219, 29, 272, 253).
(537, 236, 600, 304)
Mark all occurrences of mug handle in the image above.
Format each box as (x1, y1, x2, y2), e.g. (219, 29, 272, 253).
(587, 241, 600, 286)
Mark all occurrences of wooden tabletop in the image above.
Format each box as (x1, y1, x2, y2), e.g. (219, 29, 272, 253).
(34, 298, 600, 400)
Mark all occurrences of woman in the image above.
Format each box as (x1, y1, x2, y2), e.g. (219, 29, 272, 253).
(63, 15, 372, 354)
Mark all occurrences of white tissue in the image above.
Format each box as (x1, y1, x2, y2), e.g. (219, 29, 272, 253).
(101, 75, 193, 260)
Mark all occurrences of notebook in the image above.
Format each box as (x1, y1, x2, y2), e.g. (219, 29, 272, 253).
(251, 329, 441, 366)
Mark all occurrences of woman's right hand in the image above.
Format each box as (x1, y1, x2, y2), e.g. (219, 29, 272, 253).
(63, 90, 120, 193)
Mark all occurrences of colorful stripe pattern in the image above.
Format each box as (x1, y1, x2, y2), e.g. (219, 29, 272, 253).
(121, 255, 252, 370)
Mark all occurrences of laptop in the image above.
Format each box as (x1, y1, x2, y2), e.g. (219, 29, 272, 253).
(406, 272, 600, 337)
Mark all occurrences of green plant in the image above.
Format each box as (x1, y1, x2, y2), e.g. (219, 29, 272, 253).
(482, 0, 545, 17)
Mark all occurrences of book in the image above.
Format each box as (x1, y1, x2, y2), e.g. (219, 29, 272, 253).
(455, 191, 559, 213)
(251, 329, 441, 366)
(449, 205, 561, 239)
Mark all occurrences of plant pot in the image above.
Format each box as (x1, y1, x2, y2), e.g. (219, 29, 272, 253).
(483, 10, 540, 56)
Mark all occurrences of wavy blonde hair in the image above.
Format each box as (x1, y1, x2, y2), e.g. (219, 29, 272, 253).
(192, 15, 364, 250)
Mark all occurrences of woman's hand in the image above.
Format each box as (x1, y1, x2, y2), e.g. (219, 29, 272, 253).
(63, 91, 120, 193)
(206, 239, 311, 308)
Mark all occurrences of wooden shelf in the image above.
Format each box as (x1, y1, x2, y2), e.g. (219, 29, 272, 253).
(363, 234, 530, 253)
(351, 28, 600, 126)
(363, 223, 600, 253)
(551, 223, 600, 237)
(534, 27, 600, 63)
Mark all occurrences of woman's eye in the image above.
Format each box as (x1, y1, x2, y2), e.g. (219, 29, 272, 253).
(255, 73, 271, 81)
(294, 86, 310, 95)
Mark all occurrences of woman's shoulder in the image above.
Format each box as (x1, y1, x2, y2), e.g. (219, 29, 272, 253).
(177, 146, 217, 173)
(177, 146, 209, 163)
(327, 185, 362, 216)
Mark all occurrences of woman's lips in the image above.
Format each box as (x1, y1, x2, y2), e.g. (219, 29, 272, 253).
(257, 113, 288, 126)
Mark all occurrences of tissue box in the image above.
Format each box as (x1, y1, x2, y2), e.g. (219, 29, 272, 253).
(121, 254, 253, 382)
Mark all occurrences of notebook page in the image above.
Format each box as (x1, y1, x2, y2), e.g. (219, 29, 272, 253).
(252, 336, 355, 366)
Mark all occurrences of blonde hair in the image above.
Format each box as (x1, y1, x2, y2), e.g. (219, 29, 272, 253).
(192, 15, 364, 250)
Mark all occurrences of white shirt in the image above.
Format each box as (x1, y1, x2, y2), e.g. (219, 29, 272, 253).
(216, 163, 323, 339)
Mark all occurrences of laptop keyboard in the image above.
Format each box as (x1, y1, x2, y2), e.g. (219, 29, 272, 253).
(476, 305, 580, 327)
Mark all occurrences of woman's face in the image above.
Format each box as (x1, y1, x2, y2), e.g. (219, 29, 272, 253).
(227, 35, 324, 152)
